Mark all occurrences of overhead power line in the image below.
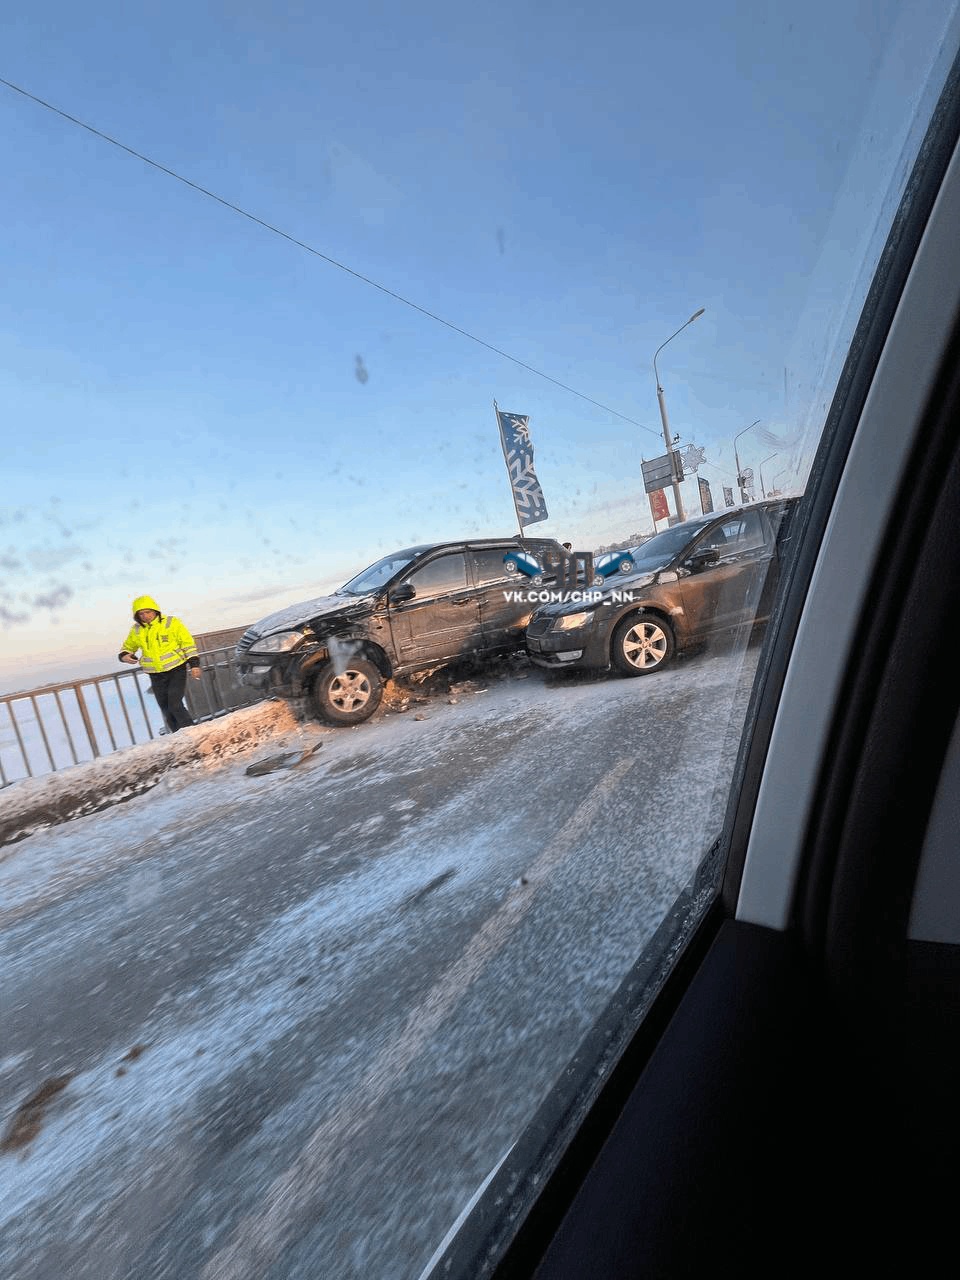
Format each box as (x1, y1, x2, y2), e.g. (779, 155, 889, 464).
(0, 76, 662, 437)
(700, 459, 737, 482)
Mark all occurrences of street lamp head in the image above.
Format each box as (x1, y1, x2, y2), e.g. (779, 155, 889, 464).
(733, 418, 762, 449)
(653, 307, 706, 382)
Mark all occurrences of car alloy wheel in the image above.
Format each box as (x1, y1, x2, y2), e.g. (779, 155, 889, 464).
(314, 657, 384, 725)
(332, 670, 372, 711)
(611, 612, 675, 676)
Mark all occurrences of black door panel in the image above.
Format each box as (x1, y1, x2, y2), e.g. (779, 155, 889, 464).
(388, 553, 481, 664)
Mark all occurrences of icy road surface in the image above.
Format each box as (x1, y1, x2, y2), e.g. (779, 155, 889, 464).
(1, 642, 759, 1279)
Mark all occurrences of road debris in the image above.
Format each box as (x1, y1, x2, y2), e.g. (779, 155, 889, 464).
(244, 743, 323, 777)
(1, 1074, 74, 1153)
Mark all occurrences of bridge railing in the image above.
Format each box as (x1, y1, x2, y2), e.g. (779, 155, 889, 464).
(0, 644, 264, 788)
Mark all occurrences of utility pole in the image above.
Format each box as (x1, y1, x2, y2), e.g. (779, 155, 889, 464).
(652, 308, 704, 523)
(734, 419, 761, 503)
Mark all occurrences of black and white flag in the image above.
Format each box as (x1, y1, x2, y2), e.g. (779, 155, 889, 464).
(495, 406, 548, 527)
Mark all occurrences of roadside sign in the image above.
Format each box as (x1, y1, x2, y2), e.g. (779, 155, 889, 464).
(641, 450, 684, 494)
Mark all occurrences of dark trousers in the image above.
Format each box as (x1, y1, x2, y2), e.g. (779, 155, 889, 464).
(149, 664, 195, 733)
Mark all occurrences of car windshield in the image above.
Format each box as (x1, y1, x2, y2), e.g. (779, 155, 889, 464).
(3, 5, 958, 1280)
(627, 516, 717, 571)
(338, 550, 421, 594)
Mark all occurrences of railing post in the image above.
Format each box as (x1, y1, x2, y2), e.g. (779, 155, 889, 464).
(207, 659, 224, 715)
(53, 689, 79, 765)
(114, 674, 137, 745)
(8, 702, 34, 778)
(0, 707, 10, 786)
(75, 685, 101, 759)
(94, 681, 119, 752)
(30, 695, 57, 770)
(132, 672, 155, 738)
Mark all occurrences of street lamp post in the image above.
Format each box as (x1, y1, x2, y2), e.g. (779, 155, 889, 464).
(653, 308, 705, 524)
(733, 419, 761, 503)
(758, 453, 778, 500)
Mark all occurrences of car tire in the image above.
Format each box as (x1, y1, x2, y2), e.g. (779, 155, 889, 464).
(611, 612, 675, 676)
(313, 657, 384, 726)
(619, 559, 634, 574)
(504, 558, 518, 574)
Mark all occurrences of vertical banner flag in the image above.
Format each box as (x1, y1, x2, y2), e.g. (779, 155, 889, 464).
(495, 404, 548, 527)
(723, 485, 735, 507)
(649, 488, 669, 523)
(698, 476, 714, 514)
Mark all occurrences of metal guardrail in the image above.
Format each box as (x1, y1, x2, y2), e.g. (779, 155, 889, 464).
(0, 645, 263, 788)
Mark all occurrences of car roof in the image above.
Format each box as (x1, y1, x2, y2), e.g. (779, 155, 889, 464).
(609, 500, 802, 559)
(655, 497, 800, 539)
(394, 536, 561, 558)
(689, 496, 799, 525)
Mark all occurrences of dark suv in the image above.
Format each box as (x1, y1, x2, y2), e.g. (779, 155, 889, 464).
(236, 536, 564, 725)
(525, 498, 801, 676)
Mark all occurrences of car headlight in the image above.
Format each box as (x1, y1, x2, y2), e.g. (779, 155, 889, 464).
(552, 610, 595, 631)
(247, 630, 304, 655)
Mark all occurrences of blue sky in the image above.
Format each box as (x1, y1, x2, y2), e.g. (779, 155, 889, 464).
(2, 0, 957, 689)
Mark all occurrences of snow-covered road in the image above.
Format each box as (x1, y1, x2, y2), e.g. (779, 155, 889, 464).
(0, 643, 760, 1279)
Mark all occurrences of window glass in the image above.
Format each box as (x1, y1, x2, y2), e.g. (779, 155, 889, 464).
(698, 511, 766, 555)
(340, 550, 421, 594)
(406, 553, 468, 595)
(1, 5, 959, 1280)
(629, 516, 715, 570)
(474, 550, 512, 584)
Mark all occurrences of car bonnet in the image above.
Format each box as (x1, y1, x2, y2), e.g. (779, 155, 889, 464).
(248, 592, 377, 638)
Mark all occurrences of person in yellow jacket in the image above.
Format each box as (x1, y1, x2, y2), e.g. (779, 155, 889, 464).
(119, 594, 202, 733)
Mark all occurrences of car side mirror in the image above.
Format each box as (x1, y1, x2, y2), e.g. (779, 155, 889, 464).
(390, 583, 416, 603)
(687, 548, 721, 572)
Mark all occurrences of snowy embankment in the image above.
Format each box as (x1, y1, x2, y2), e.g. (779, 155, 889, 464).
(0, 700, 309, 852)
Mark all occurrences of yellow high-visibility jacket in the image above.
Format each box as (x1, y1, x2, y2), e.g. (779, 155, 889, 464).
(120, 595, 199, 674)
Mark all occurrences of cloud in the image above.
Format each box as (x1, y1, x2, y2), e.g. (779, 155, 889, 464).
(33, 585, 74, 611)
